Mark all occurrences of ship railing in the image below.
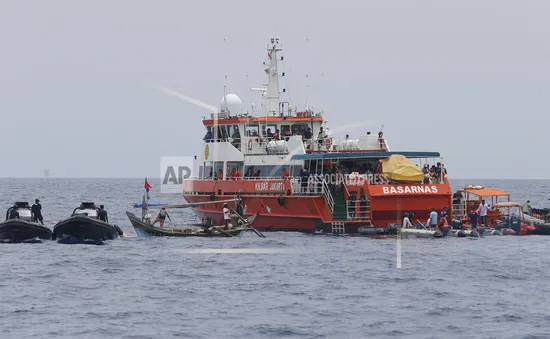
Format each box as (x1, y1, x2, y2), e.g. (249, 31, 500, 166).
(322, 180, 335, 213)
(452, 200, 468, 220)
(346, 201, 371, 220)
(290, 177, 326, 195)
(343, 184, 371, 220)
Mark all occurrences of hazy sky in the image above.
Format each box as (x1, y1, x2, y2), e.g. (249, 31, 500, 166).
(1, 0, 549, 179)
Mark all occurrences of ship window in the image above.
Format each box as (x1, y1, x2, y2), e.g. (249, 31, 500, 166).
(281, 125, 290, 135)
(218, 125, 228, 140)
(262, 124, 277, 137)
(246, 125, 259, 136)
(226, 125, 234, 137)
(292, 123, 308, 135)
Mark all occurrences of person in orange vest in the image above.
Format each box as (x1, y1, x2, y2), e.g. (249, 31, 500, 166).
(281, 168, 290, 179)
(231, 168, 241, 180)
(217, 169, 223, 180)
(437, 215, 449, 235)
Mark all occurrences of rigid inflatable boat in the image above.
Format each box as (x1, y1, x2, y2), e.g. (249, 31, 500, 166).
(0, 202, 53, 243)
(53, 202, 124, 244)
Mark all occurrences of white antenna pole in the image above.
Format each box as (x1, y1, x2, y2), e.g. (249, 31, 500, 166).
(224, 75, 228, 115)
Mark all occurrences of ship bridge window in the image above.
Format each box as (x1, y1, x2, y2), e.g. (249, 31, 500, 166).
(262, 124, 277, 138)
(292, 123, 308, 135)
(218, 125, 228, 140)
(246, 125, 259, 136)
(281, 125, 290, 135)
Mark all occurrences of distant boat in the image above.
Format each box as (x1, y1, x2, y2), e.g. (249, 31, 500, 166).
(0, 202, 53, 243)
(53, 202, 125, 244)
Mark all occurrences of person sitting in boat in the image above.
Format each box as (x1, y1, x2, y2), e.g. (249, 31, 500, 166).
(98, 205, 108, 223)
(523, 200, 532, 216)
(153, 208, 171, 229)
(31, 199, 44, 225)
(427, 208, 438, 229)
(402, 213, 413, 228)
(8, 204, 19, 220)
(223, 204, 231, 230)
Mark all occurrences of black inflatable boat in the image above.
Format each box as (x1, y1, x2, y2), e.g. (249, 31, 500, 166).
(0, 202, 53, 243)
(53, 202, 124, 244)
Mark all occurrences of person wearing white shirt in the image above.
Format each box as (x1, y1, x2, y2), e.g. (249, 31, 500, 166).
(403, 213, 413, 228)
(223, 203, 231, 230)
(477, 200, 488, 226)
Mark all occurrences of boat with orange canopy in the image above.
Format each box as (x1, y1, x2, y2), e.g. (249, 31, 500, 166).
(492, 202, 536, 235)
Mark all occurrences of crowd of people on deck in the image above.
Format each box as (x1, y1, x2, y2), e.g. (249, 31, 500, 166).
(203, 124, 336, 151)
(421, 162, 447, 184)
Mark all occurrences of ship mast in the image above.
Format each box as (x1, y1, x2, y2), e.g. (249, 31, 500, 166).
(265, 38, 281, 116)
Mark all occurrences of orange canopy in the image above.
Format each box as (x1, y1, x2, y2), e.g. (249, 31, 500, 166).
(463, 188, 510, 197)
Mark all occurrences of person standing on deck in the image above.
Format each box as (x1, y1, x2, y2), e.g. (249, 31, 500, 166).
(348, 192, 357, 218)
(153, 208, 171, 228)
(317, 127, 326, 149)
(523, 200, 532, 216)
(281, 168, 290, 180)
(422, 164, 430, 184)
(477, 200, 488, 226)
(359, 189, 367, 217)
(468, 208, 478, 230)
(31, 199, 44, 225)
(403, 213, 413, 228)
(223, 204, 231, 230)
(98, 205, 108, 223)
(427, 208, 438, 229)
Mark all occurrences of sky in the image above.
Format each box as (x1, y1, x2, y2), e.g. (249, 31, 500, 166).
(1, 0, 549, 179)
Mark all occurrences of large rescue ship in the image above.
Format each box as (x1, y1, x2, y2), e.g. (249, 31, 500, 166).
(183, 38, 452, 234)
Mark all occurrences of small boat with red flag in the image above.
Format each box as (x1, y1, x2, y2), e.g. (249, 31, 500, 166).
(179, 38, 453, 234)
(127, 184, 264, 238)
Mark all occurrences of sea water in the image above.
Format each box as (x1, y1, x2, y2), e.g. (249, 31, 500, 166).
(0, 178, 549, 339)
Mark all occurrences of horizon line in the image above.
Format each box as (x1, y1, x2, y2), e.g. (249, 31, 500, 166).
(0, 177, 549, 180)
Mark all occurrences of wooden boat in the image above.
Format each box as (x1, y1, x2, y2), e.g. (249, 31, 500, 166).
(129, 183, 264, 238)
(126, 211, 260, 238)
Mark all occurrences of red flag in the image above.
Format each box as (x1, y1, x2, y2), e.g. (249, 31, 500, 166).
(144, 178, 152, 190)
(268, 52, 272, 60)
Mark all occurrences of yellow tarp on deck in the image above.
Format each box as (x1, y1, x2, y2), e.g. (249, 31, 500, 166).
(381, 155, 424, 182)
